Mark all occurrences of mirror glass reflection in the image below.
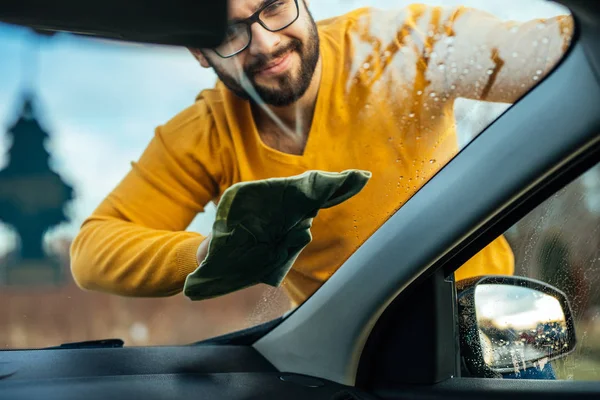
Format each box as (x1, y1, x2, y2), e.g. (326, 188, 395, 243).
(475, 284, 572, 370)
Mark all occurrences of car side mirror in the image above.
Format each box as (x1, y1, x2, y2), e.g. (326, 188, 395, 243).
(457, 275, 577, 378)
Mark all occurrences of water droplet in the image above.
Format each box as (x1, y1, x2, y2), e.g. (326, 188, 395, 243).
(365, 103, 371, 109)
(363, 62, 371, 69)
(434, 97, 439, 102)
(429, 92, 437, 97)
(450, 84, 456, 90)
(438, 64, 446, 71)
(408, 113, 415, 118)
(487, 69, 494, 75)
(533, 75, 539, 81)
(430, 51, 438, 58)
(445, 37, 455, 44)
(399, 176, 404, 180)
(417, 90, 423, 96)
(431, 115, 436, 120)
(512, 52, 519, 58)
(430, 159, 436, 164)
(542, 37, 549, 44)
(396, 159, 400, 163)
(536, 69, 543, 75)
(463, 68, 470, 74)
(383, 50, 391, 58)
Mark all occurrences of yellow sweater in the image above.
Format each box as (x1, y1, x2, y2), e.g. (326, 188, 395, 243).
(70, 5, 572, 304)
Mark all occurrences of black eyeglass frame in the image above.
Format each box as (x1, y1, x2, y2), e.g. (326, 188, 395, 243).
(214, 0, 300, 58)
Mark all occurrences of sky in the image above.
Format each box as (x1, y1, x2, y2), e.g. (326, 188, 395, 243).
(476, 284, 565, 329)
(0, 0, 583, 255)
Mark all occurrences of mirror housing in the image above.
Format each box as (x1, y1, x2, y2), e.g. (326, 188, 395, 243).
(0, 0, 227, 48)
(457, 275, 577, 378)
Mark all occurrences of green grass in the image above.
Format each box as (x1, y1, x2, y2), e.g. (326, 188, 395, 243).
(553, 356, 600, 380)
(551, 321, 600, 381)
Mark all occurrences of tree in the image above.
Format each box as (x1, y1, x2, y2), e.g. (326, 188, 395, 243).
(0, 92, 74, 285)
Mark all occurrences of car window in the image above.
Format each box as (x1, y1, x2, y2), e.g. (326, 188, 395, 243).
(457, 162, 600, 380)
(0, 0, 572, 348)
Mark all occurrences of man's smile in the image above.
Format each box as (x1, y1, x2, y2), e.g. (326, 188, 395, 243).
(255, 51, 294, 77)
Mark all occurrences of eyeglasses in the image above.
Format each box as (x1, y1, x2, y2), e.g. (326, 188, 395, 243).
(214, 0, 300, 58)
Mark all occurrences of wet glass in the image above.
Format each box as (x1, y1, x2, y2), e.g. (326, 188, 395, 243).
(496, 163, 600, 380)
(0, 0, 575, 350)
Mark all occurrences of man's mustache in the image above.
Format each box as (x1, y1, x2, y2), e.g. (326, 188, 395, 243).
(246, 39, 302, 75)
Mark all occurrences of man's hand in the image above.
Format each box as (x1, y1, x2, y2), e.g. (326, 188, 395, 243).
(196, 233, 212, 265)
(184, 169, 372, 301)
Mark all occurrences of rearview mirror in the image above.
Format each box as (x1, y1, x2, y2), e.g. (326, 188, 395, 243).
(0, 0, 227, 48)
(457, 276, 576, 378)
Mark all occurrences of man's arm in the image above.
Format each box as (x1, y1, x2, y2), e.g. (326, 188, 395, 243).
(428, 6, 574, 104)
(70, 101, 223, 297)
(344, 4, 572, 106)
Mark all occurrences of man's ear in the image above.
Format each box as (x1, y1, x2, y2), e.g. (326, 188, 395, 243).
(189, 48, 211, 68)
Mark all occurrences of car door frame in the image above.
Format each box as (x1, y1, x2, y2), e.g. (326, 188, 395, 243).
(254, 2, 600, 398)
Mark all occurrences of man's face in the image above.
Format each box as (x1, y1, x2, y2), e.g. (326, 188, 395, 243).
(194, 0, 320, 107)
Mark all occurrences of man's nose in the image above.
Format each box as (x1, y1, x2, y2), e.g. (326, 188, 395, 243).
(248, 23, 281, 56)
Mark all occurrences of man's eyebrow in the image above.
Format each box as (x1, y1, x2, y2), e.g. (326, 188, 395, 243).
(228, 0, 273, 24)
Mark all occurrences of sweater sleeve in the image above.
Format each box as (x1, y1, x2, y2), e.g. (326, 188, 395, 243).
(428, 6, 574, 103)
(339, 4, 572, 106)
(70, 100, 223, 297)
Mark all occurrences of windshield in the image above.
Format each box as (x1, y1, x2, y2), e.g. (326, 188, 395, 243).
(0, 0, 573, 348)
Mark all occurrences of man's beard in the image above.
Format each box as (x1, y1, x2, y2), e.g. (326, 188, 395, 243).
(208, 15, 320, 107)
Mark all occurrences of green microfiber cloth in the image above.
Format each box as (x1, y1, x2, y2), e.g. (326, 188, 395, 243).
(183, 169, 372, 301)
